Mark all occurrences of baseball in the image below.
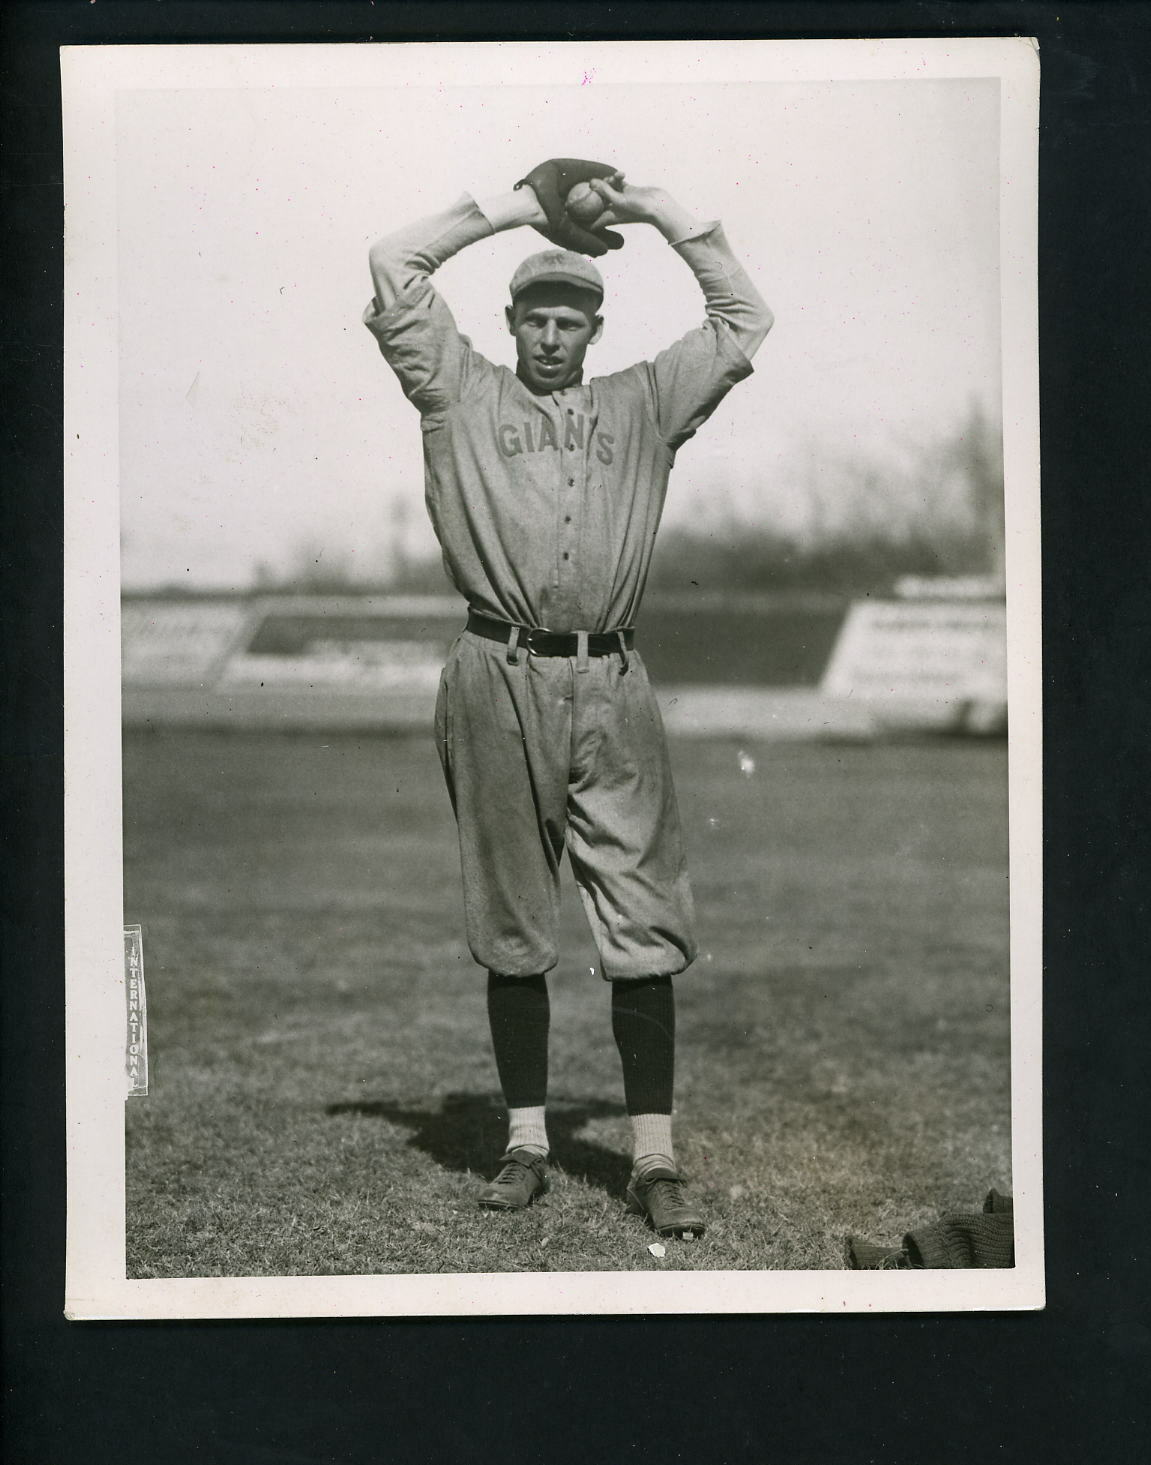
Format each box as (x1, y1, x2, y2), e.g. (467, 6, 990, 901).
(565, 181, 604, 225)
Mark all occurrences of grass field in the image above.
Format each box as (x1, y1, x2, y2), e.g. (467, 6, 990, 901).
(123, 729, 1010, 1277)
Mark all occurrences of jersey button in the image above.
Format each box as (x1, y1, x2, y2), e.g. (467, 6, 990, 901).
(564, 515, 572, 523)
(568, 478, 575, 487)
(562, 552, 570, 561)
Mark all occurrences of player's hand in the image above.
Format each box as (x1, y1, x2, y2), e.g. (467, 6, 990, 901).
(514, 157, 626, 257)
(581, 175, 674, 229)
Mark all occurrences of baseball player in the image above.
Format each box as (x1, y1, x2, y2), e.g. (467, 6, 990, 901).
(364, 158, 771, 1239)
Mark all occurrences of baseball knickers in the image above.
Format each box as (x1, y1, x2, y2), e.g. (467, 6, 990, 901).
(434, 630, 697, 980)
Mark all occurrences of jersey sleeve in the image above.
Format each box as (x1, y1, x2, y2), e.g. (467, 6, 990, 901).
(642, 318, 755, 452)
(363, 282, 479, 418)
(642, 220, 771, 451)
(362, 193, 496, 417)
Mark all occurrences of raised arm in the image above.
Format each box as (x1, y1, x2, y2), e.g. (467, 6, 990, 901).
(364, 193, 543, 413)
(584, 176, 774, 359)
(367, 189, 546, 313)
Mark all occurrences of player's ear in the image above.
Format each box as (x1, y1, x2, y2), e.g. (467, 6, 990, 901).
(505, 304, 517, 335)
(590, 315, 604, 346)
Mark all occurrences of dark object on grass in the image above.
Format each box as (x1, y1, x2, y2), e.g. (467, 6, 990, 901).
(846, 1189, 1014, 1270)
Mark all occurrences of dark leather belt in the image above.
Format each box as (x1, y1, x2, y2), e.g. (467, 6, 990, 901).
(466, 609, 635, 658)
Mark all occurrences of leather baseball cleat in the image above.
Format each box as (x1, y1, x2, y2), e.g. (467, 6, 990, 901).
(626, 1167, 706, 1240)
(477, 1148, 551, 1210)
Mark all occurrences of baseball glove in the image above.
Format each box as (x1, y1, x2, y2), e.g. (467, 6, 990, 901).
(514, 157, 625, 257)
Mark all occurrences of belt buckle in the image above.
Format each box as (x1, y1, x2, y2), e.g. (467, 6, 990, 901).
(524, 625, 550, 657)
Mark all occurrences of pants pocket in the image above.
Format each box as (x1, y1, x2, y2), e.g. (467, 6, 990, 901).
(434, 644, 459, 778)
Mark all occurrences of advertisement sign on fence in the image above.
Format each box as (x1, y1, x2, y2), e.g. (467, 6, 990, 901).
(822, 600, 1007, 703)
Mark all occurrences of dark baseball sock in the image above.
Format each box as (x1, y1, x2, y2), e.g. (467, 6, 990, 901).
(611, 975, 675, 1117)
(487, 972, 550, 1110)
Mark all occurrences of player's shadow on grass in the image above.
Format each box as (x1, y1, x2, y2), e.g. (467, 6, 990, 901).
(327, 1091, 632, 1193)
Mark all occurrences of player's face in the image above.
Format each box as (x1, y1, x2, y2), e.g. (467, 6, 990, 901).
(507, 287, 604, 394)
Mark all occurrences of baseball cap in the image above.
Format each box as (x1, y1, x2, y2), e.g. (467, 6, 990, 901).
(509, 249, 604, 304)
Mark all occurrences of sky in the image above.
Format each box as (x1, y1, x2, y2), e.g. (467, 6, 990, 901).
(114, 60, 1002, 589)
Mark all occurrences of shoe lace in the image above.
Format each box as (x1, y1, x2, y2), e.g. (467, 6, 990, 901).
(493, 1156, 538, 1188)
(645, 1176, 686, 1206)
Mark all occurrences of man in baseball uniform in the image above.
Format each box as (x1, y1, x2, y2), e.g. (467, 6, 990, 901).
(364, 159, 771, 1239)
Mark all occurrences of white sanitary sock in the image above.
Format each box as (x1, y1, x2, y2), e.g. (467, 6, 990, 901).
(630, 1113, 675, 1174)
(507, 1106, 549, 1155)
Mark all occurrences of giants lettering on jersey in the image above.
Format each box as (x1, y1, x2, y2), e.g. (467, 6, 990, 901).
(497, 415, 615, 465)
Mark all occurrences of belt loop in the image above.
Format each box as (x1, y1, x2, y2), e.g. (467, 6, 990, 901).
(506, 624, 522, 666)
(616, 630, 630, 674)
(576, 629, 590, 674)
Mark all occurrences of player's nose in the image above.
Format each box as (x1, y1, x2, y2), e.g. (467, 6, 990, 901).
(540, 321, 560, 349)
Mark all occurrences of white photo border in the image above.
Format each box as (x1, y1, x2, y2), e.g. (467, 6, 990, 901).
(63, 36, 1042, 1319)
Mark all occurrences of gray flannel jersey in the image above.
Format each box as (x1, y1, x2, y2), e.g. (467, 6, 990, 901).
(364, 194, 770, 634)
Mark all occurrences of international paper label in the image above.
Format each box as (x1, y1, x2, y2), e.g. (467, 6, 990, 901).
(124, 924, 149, 1097)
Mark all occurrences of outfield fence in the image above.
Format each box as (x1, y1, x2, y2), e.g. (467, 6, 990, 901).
(121, 590, 1006, 739)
